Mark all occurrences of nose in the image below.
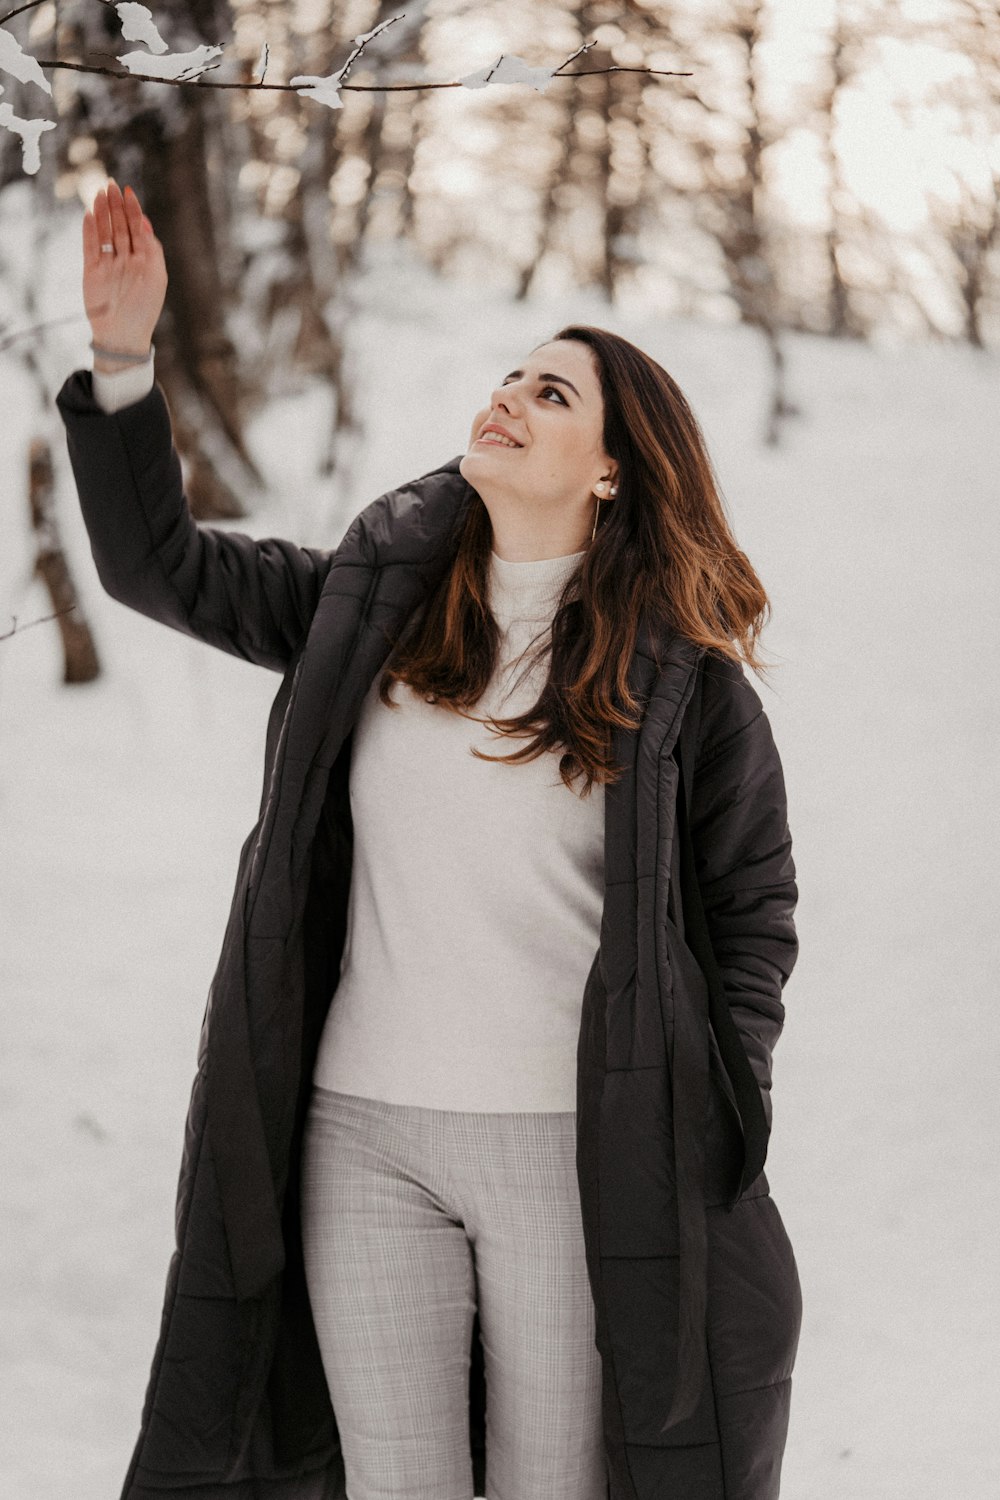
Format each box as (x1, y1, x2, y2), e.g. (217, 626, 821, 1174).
(489, 380, 522, 416)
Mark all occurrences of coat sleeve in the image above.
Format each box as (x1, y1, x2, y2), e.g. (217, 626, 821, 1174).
(688, 654, 799, 1129)
(55, 370, 331, 673)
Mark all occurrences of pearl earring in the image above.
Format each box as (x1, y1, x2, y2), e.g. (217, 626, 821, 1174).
(590, 482, 617, 542)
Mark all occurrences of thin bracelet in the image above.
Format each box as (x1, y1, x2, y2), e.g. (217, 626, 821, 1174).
(89, 340, 153, 365)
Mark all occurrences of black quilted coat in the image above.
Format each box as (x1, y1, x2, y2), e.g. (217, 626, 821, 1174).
(56, 369, 802, 1500)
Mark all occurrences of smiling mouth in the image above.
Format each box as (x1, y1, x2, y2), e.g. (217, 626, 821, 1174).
(475, 436, 523, 449)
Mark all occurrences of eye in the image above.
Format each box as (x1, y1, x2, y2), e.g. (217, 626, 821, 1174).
(497, 376, 568, 406)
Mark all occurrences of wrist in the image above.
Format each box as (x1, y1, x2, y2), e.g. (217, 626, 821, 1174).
(91, 340, 154, 375)
(94, 356, 149, 375)
(89, 329, 152, 351)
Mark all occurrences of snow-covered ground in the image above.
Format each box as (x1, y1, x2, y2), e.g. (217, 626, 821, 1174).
(1, 237, 998, 1499)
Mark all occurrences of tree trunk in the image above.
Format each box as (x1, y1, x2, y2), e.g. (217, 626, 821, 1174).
(57, 0, 264, 519)
(29, 439, 100, 684)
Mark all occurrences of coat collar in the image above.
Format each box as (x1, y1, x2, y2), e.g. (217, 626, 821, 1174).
(320, 454, 693, 665)
(289, 455, 702, 789)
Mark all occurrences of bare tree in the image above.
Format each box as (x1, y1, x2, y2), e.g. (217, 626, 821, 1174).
(29, 437, 100, 683)
(916, 0, 1000, 348)
(928, 176, 1000, 349)
(52, 0, 269, 518)
(815, 1, 870, 339)
(656, 0, 796, 440)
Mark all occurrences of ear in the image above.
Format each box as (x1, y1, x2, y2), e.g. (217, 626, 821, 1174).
(599, 444, 619, 487)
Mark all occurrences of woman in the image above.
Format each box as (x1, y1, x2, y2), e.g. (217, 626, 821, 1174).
(56, 179, 802, 1500)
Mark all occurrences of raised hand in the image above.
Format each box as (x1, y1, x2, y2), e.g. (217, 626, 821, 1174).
(82, 179, 168, 361)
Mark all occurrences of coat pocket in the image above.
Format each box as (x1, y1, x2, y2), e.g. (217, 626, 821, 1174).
(704, 1025, 745, 1204)
(138, 1292, 243, 1476)
(599, 1254, 720, 1447)
(706, 1193, 803, 1397)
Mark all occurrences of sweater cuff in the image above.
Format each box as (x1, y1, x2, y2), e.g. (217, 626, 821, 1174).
(91, 349, 156, 414)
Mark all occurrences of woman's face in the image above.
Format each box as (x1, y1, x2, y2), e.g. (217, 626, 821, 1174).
(459, 339, 618, 557)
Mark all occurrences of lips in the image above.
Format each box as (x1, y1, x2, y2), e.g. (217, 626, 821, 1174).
(477, 422, 523, 447)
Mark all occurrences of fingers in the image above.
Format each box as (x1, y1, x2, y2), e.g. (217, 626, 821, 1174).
(89, 179, 156, 263)
(82, 207, 99, 267)
(122, 182, 145, 245)
(93, 186, 113, 253)
(106, 178, 133, 254)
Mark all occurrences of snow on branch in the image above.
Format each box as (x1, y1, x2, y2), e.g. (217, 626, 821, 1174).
(459, 42, 597, 94)
(0, 22, 51, 93)
(290, 14, 403, 110)
(113, 2, 168, 55)
(0, 94, 55, 171)
(113, 0, 223, 82)
(0, 0, 692, 175)
(117, 43, 224, 83)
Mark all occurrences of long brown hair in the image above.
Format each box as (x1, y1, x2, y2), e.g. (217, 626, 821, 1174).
(377, 324, 773, 797)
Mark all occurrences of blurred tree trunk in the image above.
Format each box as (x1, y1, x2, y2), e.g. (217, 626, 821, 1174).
(29, 438, 100, 683)
(514, 91, 574, 301)
(684, 0, 795, 441)
(0, 170, 102, 680)
(589, 55, 615, 302)
(921, 0, 1000, 348)
(921, 174, 999, 349)
(129, 97, 265, 517)
(57, 0, 264, 519)
(816, 2, 867, 339)
(353, 1, 429, 247)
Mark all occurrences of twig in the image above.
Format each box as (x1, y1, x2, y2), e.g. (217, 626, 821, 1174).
(0, 0, 47, 23)
(550, 41, 596, 75)
(0, 313, 86, 352)
(0, 0, 118, 19)
(0, 605, 77, 641)
(336, 14, 401, 86)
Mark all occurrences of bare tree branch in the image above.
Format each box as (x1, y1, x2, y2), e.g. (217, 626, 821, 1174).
(25, 57, 691, 95)
(2, 8, 686, 94)
(0, 313, 86, 352)
(0, 0, 50, 24)
(0, 605, 78, 642)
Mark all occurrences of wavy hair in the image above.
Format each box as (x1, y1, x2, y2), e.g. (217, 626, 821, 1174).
(377, 324, 773, 796)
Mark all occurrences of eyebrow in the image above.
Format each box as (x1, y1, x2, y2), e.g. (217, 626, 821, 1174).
(502, 369, 582, 400)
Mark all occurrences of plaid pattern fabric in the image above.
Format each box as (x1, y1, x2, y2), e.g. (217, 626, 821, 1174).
(300, 1086, 607, 1500)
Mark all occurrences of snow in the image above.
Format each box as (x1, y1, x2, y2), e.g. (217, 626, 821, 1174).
(117, 44, 224, 83)
(113, 4, 170, 57)
(0, 27, 53, 95)
(288, 71, 346, 110)
(458, 54, 561, 93)
(0, 28, 56, 173)
(0, 101, 56, 175)
(291, 15, 405, 110)
(1, 236, 998, 1498)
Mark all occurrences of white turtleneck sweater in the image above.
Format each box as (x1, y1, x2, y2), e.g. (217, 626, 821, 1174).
(312, 545, 605, 1111)
(92, 355, 606, 1112)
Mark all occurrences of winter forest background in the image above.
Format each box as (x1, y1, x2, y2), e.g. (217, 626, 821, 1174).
(1, 0, 998, 1497)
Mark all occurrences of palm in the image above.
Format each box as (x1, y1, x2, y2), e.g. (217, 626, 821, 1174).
(83, 180, 167, 350)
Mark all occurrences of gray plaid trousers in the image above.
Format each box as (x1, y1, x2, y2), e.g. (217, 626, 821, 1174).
(300, 1086, 607, 1500)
